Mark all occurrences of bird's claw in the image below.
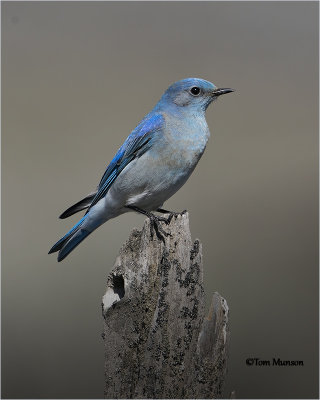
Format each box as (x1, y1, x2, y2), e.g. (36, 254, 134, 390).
(150, 222, 168, 243)
(149, 214, 170, 242)
(149, 209, 188, 241)
(161, 209, 187, 225)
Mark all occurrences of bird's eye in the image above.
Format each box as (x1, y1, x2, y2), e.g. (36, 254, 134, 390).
(190, 87, 201, 96)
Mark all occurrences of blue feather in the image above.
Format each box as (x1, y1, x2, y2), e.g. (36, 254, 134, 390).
(48, 215, 87, 254)
(57, 228, 91, 262)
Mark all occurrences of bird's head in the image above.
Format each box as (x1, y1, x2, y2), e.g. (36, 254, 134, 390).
(158, 78, 234, 114)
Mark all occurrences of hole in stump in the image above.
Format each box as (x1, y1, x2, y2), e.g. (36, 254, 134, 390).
(113, 275, 125, 299)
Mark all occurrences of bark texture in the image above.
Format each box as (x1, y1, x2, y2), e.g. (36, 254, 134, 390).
(102, 212, 229, 399)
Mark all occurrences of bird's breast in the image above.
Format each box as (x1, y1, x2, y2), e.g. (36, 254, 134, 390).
(159, 115, 210, 169)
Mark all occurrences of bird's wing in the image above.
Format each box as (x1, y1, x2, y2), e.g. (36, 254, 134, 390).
(86, 113, 165, 212)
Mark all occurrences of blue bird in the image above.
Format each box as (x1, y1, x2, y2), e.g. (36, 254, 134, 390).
(49, 78, 234, 261)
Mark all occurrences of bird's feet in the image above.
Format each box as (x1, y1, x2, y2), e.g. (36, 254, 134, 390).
(126, 206, 187, 243)
(148, 213, 170, 243)
(156, 208, 187, 224)
(148, 209, 188, 242)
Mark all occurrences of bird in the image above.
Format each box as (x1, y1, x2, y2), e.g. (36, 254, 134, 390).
(49, 78, 234, 262)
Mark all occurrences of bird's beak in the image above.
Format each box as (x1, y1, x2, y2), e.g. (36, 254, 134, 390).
(212, 88, 235, 97)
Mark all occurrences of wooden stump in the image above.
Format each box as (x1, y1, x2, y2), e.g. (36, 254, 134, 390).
(102, 212, 229, 399)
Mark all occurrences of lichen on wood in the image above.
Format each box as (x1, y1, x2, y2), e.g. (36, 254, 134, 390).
(102, 212, 229, 399)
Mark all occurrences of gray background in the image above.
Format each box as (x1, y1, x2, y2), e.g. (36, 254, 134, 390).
(1, 1, 318, 398)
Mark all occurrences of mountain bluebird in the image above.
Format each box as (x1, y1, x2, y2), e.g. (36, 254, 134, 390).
(49, 78, 234, 261)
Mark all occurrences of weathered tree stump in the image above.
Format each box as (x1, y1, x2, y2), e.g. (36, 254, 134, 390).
(102, 212, 229, 399)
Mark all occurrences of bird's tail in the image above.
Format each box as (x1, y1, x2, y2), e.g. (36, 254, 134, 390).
(59, 191, 97, 219)
(49, 215, 92, 262)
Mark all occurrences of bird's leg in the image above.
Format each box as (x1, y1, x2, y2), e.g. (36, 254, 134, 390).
(156, 208, 187, 224)
(126, 205, 170, 242)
